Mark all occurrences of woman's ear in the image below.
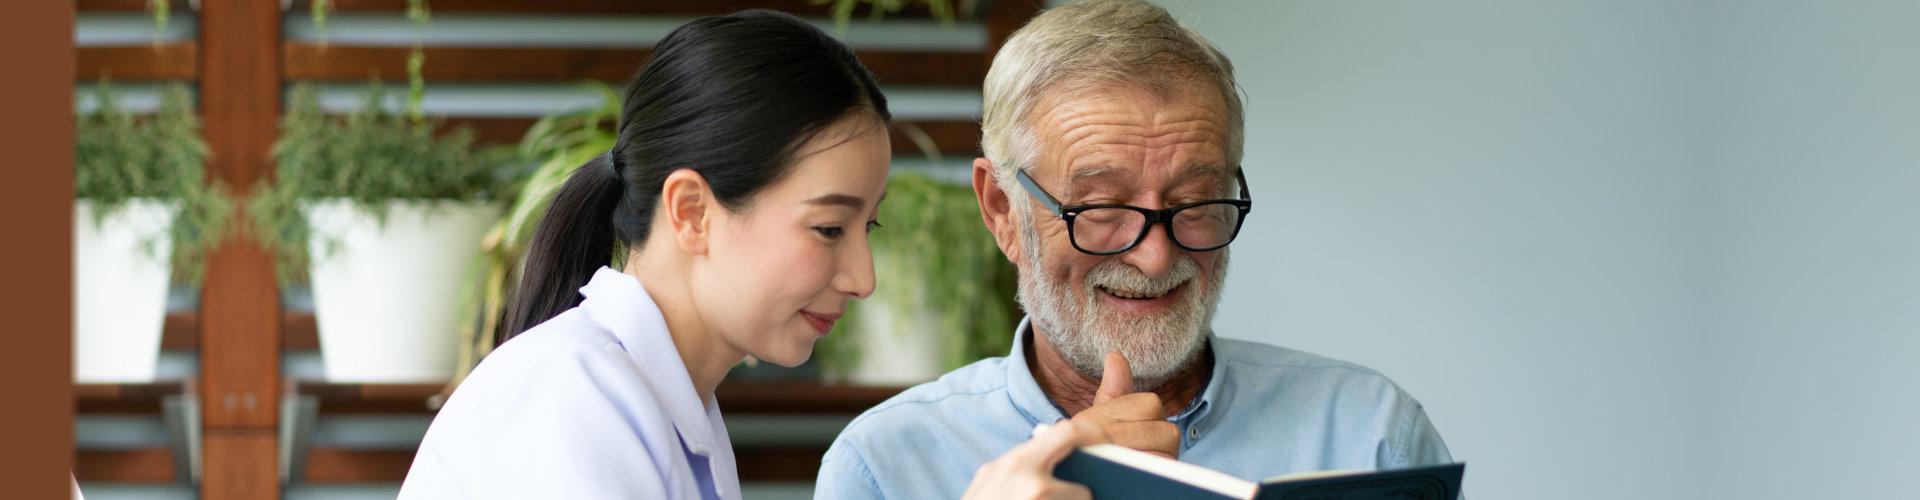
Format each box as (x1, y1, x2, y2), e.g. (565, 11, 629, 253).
(660, 169, 714, 255)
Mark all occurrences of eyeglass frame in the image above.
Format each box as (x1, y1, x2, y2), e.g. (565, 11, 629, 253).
(1014, 167, 1253, 256)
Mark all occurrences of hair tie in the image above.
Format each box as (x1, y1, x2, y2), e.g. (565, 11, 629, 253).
(604, 151, 625, 181)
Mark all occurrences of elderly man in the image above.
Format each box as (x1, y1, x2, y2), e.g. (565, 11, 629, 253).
(816, 1, 1456, 498)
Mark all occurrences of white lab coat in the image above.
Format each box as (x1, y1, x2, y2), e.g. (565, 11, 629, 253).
(398, 267, 741, 500)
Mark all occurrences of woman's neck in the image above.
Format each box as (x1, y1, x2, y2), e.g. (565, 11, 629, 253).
(625, 249, 743, 408)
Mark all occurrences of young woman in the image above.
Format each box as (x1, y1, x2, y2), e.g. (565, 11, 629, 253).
(396, 11, 1106, 500)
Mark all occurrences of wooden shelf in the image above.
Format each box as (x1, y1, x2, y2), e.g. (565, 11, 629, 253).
(76, 43, 199, 81)
(286, 378, 906, 415)
(282, 378, 902, 483)
(75, 0, 190, 11)
(301, 0, 952, 18)
(160, 310, 318, 351)
(74, 447, 177, 482)
(75, 380, 192, 414)
(442, 116, 983, 154)
(283, 44, 986, 86)
(294, 445, 830, 483)
(290, 379, 445, 414)
(74, 380, 200, 484)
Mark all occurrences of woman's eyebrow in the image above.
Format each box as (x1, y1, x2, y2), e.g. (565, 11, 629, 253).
(806, 193, 869, 211)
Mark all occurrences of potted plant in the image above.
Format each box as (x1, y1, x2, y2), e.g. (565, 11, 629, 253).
(814, 173, 1020, 385)
(73, 81, 235, 382)
(248, 82, 520, 383)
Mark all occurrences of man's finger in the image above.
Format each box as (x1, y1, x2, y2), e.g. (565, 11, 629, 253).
(1094, 351, 1134, 405)
(1099, 419, 1181, 459)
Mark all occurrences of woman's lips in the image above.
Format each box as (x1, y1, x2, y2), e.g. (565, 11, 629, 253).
(801, 311, 840, 335)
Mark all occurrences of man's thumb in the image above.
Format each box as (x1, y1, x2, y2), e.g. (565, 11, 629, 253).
(1094, 351, 1134, 404)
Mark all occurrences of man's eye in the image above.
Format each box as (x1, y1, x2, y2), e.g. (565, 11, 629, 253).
(815, 226, 845, 239)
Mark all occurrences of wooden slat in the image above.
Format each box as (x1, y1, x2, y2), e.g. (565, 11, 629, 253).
(296, 446, 831, 483)
(75, 380, 189, 414)
(889, 120, 981, 157)
(160, 311, 197, 349)
(76, 0, 189, 11)
(73, 448, 175, 482)
(283, 45, 986, 86)
(715, 380, 905, 414)
(307, 0, 946, 18)
(287, 379, 902, 415)
(303, 448, 416, 482)
(736, 446, 835, 482)
(443, 117, 545, 146)
(76, 44, 198, 81)
(285, 311, 320, 350)
(445, 117, 981, 154)
(294, 379, 443, 414)
(985, 0, 1043, 64)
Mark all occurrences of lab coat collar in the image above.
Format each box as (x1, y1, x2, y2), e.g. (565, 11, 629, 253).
(577, 267, 721, 456)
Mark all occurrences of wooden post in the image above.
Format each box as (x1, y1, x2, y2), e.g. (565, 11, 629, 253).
(199, 0, 283, 498)
(0, 0, 74, 496)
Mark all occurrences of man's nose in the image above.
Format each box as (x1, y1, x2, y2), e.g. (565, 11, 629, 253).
(1118, 223, 1178, 279)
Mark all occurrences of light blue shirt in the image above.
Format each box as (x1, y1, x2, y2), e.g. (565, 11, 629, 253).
(816, 317, 1455, 499)
(399, 267, 741, 500)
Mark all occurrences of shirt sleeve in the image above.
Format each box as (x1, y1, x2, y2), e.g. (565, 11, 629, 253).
(1379, 393, 1455, 469)
(815, 439, 887, 500)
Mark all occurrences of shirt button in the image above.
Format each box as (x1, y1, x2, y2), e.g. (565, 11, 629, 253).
(1188, 427, 1200, 440)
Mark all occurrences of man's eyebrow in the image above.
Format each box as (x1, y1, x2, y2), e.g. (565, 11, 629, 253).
(1179, 163, 1230, 178)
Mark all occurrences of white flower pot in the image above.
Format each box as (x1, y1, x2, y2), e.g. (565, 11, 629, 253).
(305, 199, 500, 383)
(73, 199, 176, 383)
(843, 253, 945, 386)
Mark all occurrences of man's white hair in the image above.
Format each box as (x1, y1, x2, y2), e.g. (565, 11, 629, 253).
(980, 0, 1246, 199)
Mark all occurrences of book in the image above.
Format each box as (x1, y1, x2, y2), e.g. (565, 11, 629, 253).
(1051, 443, 1465, 500)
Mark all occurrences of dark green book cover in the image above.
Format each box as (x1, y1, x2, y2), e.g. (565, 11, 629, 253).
(1052, 444, 1465, 500)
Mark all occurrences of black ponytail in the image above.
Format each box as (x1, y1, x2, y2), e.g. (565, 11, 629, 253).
(500, 10, 891, 342)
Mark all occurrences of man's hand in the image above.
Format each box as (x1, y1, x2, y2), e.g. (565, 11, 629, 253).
(1069, 352, 1180, 459)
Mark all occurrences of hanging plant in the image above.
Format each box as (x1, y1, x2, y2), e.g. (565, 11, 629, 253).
(816, 0, 965, 33)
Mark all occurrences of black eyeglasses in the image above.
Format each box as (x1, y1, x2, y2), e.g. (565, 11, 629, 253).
(1015, 168, 1252, 255)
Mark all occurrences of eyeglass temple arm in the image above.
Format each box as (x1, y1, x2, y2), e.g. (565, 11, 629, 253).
(1235, 167, 1252, 201)
(1015, 168, 1064, 214)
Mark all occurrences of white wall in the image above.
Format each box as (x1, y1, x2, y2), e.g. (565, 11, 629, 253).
(1133, 0, 1920, 498)
(1149, 1, 1709, 498)
(1701, 1, 1920, 498)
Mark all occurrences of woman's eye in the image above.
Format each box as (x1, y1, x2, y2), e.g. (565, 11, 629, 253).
(815, 226, 845, 239)
(865, 220, 884, 232)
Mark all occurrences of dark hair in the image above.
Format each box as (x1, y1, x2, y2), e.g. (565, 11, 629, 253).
(500, 10, 891, 342)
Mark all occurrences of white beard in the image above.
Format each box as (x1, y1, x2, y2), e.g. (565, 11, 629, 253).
(1015, 213, 1227, 391)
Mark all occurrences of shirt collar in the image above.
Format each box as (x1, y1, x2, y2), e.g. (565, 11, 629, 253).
(1003, 316, 1221, 427)
(577, 266, 720, 455)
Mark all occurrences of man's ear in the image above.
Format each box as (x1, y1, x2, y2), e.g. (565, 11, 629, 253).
(973, 158, 1022, 264)
(660, 169, 713, 255)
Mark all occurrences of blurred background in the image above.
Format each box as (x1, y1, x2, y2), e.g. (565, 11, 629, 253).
(62, 1, 1920, 499)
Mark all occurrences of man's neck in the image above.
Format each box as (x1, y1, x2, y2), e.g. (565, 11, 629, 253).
(1026, 324, 1212, 418)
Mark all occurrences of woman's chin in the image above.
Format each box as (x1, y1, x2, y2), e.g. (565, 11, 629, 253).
(752, 343, 815, 368)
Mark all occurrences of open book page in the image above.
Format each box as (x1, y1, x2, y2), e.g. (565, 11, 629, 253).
(1264, 469, 1367, 482)
(1076, 444, 1257, 499)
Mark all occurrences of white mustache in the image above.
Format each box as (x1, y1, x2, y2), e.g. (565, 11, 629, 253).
(1085, 256, 1199, 297)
